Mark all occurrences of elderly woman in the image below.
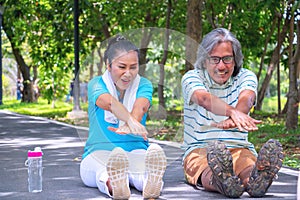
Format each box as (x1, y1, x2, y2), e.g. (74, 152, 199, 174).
(80, 35, 167, 200)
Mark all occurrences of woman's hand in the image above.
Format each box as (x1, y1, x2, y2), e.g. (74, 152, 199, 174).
(108, 116, 148, 140)
(108, 124, 131, 134)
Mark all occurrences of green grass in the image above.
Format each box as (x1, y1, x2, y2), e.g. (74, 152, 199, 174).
(0, 98, 73, 118)
(0, 98, 88, 119)
(261, 96, 287, 113)
(1, 97, 299, 169)
(249, 115, 300, 169)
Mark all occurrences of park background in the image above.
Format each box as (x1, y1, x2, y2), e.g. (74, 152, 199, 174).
(0, 0, 299, 169)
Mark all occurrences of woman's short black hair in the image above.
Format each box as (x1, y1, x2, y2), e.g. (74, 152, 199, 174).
(104, 35, 139, 65)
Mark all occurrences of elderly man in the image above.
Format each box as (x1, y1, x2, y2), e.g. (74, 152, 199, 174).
(181, 28, 284, 198)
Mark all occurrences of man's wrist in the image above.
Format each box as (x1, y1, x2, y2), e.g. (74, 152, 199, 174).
(226, 106, 234, 117)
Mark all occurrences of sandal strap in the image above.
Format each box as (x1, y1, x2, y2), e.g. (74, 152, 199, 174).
(207, 141, 245, 198)
(247, 139, 284, 197)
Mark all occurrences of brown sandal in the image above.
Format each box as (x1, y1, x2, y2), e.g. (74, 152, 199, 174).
(207, 141, 245, 198)
(247, 139, 284, 197)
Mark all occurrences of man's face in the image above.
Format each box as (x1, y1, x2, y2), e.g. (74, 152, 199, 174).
(205, 42, 235, 85)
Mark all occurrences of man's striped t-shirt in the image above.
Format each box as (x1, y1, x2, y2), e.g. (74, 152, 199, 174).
(181, 68, 258, 159)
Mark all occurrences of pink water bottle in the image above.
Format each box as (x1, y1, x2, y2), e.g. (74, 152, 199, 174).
(26, 147, 43, 193)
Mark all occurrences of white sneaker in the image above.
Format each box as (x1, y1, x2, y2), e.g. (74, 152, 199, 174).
(107, 147, 130, 200)
(143, 144, 167, 199)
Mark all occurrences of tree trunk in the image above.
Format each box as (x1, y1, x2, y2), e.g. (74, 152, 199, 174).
(185, 0, 203, 72)
(286, 14, 299, 130)
(158, 0, 172, 108)
(257, 15, 278, 82)
(4, 28, 35, 103)
(89, 49, 94, 80)
(139, 27, 152, 76)
(297, 54, 300, 80)
(277, 16, 281, 114)
(256, 8, 290, 110)
(97, 22, 110, 76)
(51, 73, 56, 108)
(97, 48, 103, 76)
(138, 10, 156, 77)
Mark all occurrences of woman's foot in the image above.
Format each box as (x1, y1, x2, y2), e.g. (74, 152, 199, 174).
(107, 147, 130, 200)
(143, 144, 167, 199)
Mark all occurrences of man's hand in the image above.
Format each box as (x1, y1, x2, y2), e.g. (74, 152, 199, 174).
(211, 110, 261, 131)
(229, 109, 261, 131)
(211, 118, 236, 130)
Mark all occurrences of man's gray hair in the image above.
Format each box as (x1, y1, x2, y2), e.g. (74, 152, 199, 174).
(194, 28, 244, 77)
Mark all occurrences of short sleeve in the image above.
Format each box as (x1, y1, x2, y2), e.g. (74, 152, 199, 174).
(238, 69, 258, 96)
(181, 70, 207, 105)
(87, 76, 108, 105)
(137, 77, 153, 105)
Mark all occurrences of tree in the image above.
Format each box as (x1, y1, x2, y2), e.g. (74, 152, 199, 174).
(185, 0, 203, 71)
(0, 0, 298, 131)
(157, 0, 172, 109)
(256, 1, 291, 110)
(2, 0, 75, 105)
(3, 1, 36, 102)
(285, 3, 299, 130)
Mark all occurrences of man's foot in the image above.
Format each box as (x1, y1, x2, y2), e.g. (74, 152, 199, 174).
(107, 147, 130, 200)
(247, 139, 284, 197)
(207, 141, 245, 198)
(143, 144, 167, 199)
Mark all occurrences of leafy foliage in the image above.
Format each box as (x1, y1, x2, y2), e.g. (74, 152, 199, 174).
(3, 0, 75, 104)
(0, 0, 299, 167)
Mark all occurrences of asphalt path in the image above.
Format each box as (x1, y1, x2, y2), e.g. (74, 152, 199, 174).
(0, 110, 299, 200)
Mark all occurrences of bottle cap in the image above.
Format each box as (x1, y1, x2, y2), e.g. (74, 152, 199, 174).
(34, 147, 42, 152)
(28, 147, 43, 157)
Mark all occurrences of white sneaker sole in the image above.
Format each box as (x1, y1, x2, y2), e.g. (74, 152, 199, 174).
(107, 147, 130, 200)
(143, 144, 167, 199)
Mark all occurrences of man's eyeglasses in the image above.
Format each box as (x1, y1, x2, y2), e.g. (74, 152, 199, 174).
(207, 56, 234, 64)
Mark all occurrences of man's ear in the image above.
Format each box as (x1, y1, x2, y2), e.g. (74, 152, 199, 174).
(203, 60, 207, 69)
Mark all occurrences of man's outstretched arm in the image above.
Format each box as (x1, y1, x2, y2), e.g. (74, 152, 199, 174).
(191, 89, 261, 131)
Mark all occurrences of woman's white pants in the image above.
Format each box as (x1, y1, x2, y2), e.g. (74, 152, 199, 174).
(80, 149, 147, 197)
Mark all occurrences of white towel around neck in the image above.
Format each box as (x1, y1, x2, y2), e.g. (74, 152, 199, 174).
(102, 70, 140, 126)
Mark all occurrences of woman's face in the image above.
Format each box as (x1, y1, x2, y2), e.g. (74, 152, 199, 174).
(108, 50, 139, 91)
(205, 42, 235, 85)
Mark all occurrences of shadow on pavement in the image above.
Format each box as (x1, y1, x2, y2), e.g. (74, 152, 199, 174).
(0, 110, 298, 200)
